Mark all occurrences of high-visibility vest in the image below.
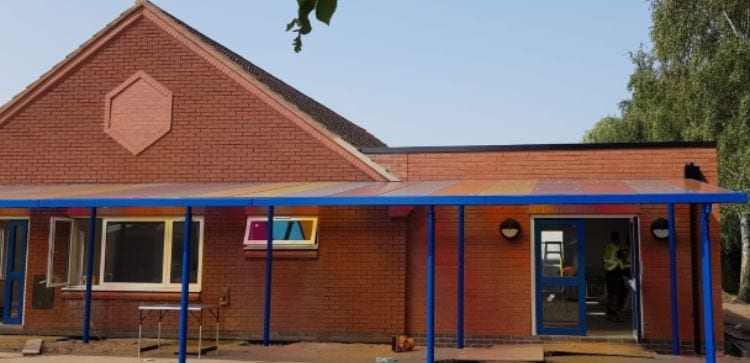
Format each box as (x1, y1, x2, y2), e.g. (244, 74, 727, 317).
(603, 243, 623, 271)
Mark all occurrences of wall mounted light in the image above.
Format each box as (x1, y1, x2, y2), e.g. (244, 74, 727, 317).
(651, 218, 670, 240)
(499, 218, 521, 240)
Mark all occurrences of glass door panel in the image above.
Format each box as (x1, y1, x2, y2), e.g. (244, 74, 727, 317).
(536, 220, 586, 335)
(3, 220, 27, 324)
(541, 285, 581, 329)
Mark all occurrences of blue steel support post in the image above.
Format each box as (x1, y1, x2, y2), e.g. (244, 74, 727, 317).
(457, 205, 465, 349)
(427, 206, 436, 363)
(82, 207, 96, 343)
(263, 206, 274, 346)
(700, 203, 715, 363)
(668, 203, 680, 355)
(177, 207, 193, 363)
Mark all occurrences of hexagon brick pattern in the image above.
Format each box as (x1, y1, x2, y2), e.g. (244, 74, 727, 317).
(104, 71, 173, 155)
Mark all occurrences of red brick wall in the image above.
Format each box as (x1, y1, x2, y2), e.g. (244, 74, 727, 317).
(406, 206, 533, 336)
(22, 206, 407, 341)
(0, 14, 410, 339)
(368, 147, 724, 343)
(368, 148, 717, 180)
(0, 16, 371, 183)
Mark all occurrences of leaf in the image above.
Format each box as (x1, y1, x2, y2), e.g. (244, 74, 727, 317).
(286, 19, 298, 32)
(315, 0, 337, 25)
(297, 0, 316, 34)
(293, 34, 303, 53)
(287, 0, 338, 52)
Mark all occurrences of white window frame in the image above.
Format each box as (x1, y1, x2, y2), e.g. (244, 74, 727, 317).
(243, 216, 318, 250)
(47, 217, 73, 287)
(98, 216, 204, 292)
(48, 216, 204, 292)
(66, 218, 102, 287)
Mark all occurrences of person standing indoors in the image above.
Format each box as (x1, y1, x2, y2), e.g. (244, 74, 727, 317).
(603, 231, 625, 322)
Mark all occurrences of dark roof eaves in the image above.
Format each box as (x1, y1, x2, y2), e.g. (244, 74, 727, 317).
(360, 141, 717, 154)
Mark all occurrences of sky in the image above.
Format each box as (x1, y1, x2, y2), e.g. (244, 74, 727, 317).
(0, 1, 652, 147)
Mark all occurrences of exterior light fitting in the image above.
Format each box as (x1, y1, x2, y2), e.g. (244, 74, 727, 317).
(651, 218, 670, 240)
(499, 218, 521, 240)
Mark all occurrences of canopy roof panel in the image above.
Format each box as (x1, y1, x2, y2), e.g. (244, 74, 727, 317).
(0, 179, 744, 208)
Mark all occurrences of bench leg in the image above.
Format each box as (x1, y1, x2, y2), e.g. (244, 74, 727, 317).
(198, 324, 202, 359)
(137, 323, 142, 359)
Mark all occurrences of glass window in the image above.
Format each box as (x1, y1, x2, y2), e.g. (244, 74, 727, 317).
(47, 218, 72, 287)
(244, 217, 318, 250)
(170, 222, 200, 284)
(103, 222, 165, 283)
(47, 216, 203, 291)
(69, 218, 103, 286)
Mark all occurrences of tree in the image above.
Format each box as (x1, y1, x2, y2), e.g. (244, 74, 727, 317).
(288, 0, 337, 52)
(583, 0, 750, 298)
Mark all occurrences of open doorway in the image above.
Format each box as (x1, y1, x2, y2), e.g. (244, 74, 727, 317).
(534, 217, 639, 339)
(582, 219, 634, 338)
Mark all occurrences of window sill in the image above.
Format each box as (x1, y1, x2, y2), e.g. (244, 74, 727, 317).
(61, 290, 201, 302)
(61, 285, 201, 293)
(244, 244, 318, 250)
(243, 249, 318, 259)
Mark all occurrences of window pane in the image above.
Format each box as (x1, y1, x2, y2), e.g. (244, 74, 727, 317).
(542, 285, 580, 329)
(273, 220, 310, 240)
(247, 220, 268, 241)
(7, 280, 21, 320)
(247, 219, 314, 242)
(540, 225, 579, 278)
(70, 219, 102, 286)
(49, 219, 72, 285)
(170, 221, 200, 284)
(0, 222, 6, 280)
(11, 225, 24, 273)
(104, 222, 164, 283)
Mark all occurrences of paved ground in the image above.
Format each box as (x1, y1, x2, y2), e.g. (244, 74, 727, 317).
(0, 341, 745, 363)
(725, 300, 750, 328)
(1, 299, 749, 363)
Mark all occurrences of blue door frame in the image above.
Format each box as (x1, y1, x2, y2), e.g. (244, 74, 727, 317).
(535, 219, 586, 335)
(3, 220, 28, 325)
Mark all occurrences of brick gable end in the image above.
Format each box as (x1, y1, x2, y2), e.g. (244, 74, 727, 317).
(0, 16, 372, 183)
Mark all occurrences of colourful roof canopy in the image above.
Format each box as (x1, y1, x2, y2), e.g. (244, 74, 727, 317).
(0, 179, 744, 208)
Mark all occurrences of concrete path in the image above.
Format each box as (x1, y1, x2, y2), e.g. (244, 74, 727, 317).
(3, 352, 749, 363)
(0, 341, 746, 363)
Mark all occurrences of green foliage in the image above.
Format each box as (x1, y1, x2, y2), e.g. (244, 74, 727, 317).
(583, 0, 750, 291)
(722, 215, 741, 293)
(582, 116, 645, 143)
(287, 0, 338, 52)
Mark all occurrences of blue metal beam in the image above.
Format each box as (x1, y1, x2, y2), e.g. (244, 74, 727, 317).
(82, 207, 96, 343)
(0, 189, 743, 209)
(457, 205, 465, 349)
(700, 204, 715, 363)
(426, 205, 436, 363)
(177, 207, 193, 363)
(667, 203, 680, 355)
(263, 206, 274, 346)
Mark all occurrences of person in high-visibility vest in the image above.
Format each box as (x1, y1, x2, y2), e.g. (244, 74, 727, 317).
(603, 231, 625, 322)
